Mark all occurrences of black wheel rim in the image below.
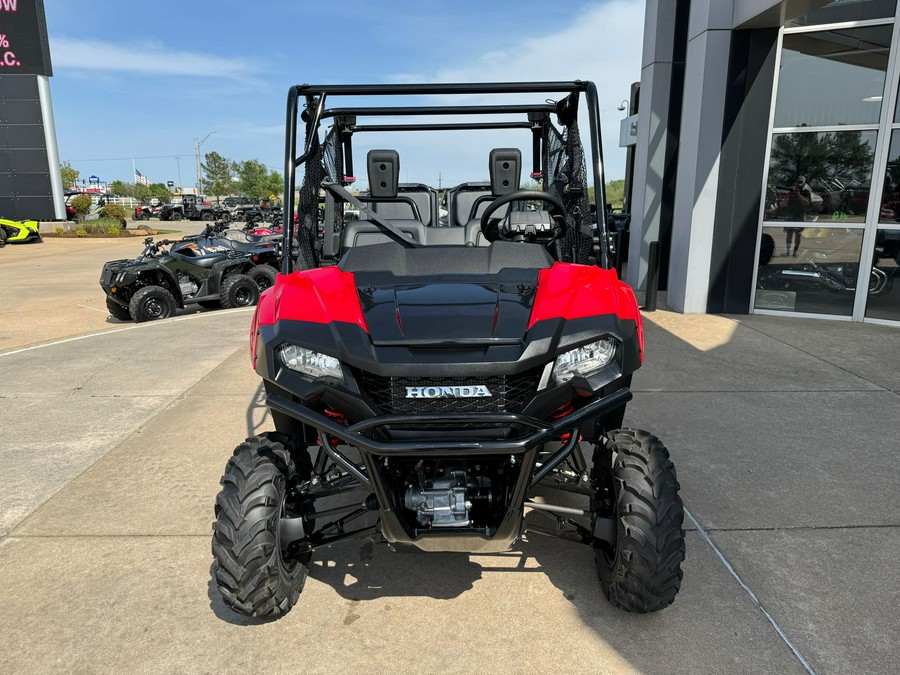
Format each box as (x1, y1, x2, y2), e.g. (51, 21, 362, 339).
(235, 287, 253, 305)
(256, 275, 273, 291)
(144, 297, 167, 318)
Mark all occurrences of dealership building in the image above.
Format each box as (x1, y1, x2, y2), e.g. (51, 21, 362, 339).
(628, 0, 900, 325)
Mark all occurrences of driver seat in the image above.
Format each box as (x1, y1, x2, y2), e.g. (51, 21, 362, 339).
(461, 148, 523, 246)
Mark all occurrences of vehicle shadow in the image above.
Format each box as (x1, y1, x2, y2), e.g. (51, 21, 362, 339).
(245, 382, 269, 437)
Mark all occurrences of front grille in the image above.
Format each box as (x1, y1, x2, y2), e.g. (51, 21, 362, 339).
(358, 371, 540, 415)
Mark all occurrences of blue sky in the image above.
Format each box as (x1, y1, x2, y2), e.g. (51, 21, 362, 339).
(45, 0, 645, 191)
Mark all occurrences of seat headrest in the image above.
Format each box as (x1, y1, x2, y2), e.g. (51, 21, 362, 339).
(489, 148, 521, 196)
(368, 149, 400, 198)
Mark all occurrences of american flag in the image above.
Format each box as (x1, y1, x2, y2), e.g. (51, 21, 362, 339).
(134, 169, 150, 186)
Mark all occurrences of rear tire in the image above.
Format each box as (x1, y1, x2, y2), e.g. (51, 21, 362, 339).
(106, 297, 132, 321)
(140, 212, 150, 221)
(248, 264, 278, 292)
(129, 285, 176, 322)
(591, 429, 685, 613)
(219, 273, 259, 308)
(212, 434, 308, 618)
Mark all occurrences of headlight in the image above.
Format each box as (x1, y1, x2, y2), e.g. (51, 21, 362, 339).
(552, 338, 617, 383)
(279, 344, 344, 381)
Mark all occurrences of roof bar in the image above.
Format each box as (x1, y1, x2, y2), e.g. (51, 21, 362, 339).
(294, 81, 585, 96)
(323, 104, 556, 118)
(350, 121, 534, 132)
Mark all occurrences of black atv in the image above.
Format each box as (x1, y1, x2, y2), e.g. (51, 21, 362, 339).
(212, 81, 685, 618)
(172, 222, 282, 291)
(100, 236, 263, 322)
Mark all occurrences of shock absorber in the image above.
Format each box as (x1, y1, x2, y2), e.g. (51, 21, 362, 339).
(318, 407, 346, 447)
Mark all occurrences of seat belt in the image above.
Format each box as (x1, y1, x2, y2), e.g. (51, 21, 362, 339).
(321, 178, 421, 249)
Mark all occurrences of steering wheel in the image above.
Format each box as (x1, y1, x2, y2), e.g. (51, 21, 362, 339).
(479, 190, 569, 242)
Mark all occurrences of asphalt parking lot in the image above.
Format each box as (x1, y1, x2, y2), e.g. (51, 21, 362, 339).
(0, 236, 898, 674)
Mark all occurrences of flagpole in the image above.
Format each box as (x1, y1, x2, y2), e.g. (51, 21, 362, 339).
(132, 158, 136, 183)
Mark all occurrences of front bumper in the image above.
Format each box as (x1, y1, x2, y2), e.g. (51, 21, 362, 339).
(267, 387, 631, 458)
(267, 387, 631, 552)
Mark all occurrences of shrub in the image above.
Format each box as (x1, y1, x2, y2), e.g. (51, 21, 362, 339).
(54, 227, 64, 235)
(105, 225, 121, 237)
(75, 229, 87, 237)
(100, 203, 127, 223)
(71, 194, 92, 223)
(82, 218, 122, 235)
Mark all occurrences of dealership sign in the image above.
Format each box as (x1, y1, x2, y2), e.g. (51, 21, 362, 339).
(0, 0, 53, 76)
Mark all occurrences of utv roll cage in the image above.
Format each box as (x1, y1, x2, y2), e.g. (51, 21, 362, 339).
(281, 81, 611, 274)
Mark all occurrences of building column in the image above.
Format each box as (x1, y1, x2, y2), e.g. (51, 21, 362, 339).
(626, 0, 687, 291)
(667, 4, 736, 312)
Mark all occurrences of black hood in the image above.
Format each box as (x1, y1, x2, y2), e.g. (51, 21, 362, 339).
(355, 270, 538, 347)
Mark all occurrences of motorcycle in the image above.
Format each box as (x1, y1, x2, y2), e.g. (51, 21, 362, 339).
(758, 251, 894, 297)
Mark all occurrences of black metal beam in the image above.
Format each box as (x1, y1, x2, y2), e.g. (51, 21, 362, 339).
(350, 121, 533, 132)
(294, 81, 586, 96)
(323, 104, 556, 118)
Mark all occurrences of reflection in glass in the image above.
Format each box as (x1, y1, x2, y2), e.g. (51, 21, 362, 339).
(879, 131, 900, 221)
(756, 226, 864, 315)
(786, 0, 897, 27)
(864, 228, 900, 320)
(774, 26, 891, 128)
(765, 131, 876, 224)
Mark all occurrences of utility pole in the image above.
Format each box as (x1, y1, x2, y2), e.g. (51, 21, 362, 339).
(195, 131, 217, 193)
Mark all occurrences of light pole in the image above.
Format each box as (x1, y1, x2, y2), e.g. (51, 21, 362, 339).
(195, 131, 218, 194)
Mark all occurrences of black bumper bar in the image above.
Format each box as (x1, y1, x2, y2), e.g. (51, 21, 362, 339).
(266, 387, 632, 457)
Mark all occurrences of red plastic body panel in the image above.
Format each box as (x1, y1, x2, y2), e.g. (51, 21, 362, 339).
(255, 267, 369, 331)
(528, 263, 644, 361)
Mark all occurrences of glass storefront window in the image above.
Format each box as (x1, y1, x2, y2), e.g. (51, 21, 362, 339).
(756, 226, 864, 315)
(879, 131, 900, 220)
(786, 0, 897, 27)
(774, 26, 892, 127)
(764, 131, 876, 224)
(864, 228, 900, 319)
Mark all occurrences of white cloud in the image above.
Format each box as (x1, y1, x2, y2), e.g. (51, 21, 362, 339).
(383, 0, 645, 183)
(51, 38, 258, 81)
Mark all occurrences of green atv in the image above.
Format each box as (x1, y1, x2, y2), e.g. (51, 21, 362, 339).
(99, 237, 268, 322)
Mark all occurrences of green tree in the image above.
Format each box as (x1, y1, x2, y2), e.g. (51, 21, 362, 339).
(264, 170, 283, 201)
(109, 180, 135, 198)
(71, 194, 92, 223)
(605, 180, 625, 210)
(201, 151, 237, 201)
(60, 162, 79, 189)
(133, 183, 151, 203)
(147, 183, 173, 203)
(236, 159, 270, 198)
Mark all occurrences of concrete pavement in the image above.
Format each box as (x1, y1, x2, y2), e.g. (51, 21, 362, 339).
(0, 286, 897, 672)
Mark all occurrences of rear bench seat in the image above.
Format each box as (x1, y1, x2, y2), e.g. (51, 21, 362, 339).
(341, 219, 489, 248)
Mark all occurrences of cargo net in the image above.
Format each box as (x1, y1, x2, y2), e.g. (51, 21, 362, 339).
(295, 124, 343, 269)
(542, 119, 594, 264)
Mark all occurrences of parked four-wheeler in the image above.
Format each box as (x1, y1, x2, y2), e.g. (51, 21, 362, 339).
(133, 203, 164, 221)
(64, 192, 80, 221)
(172, 222, 282, 291)
(211, 81, 685, 619)
(99, 236, 263, 322)
(159, 194, 215, 222)
(0, 218, 42, 245)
